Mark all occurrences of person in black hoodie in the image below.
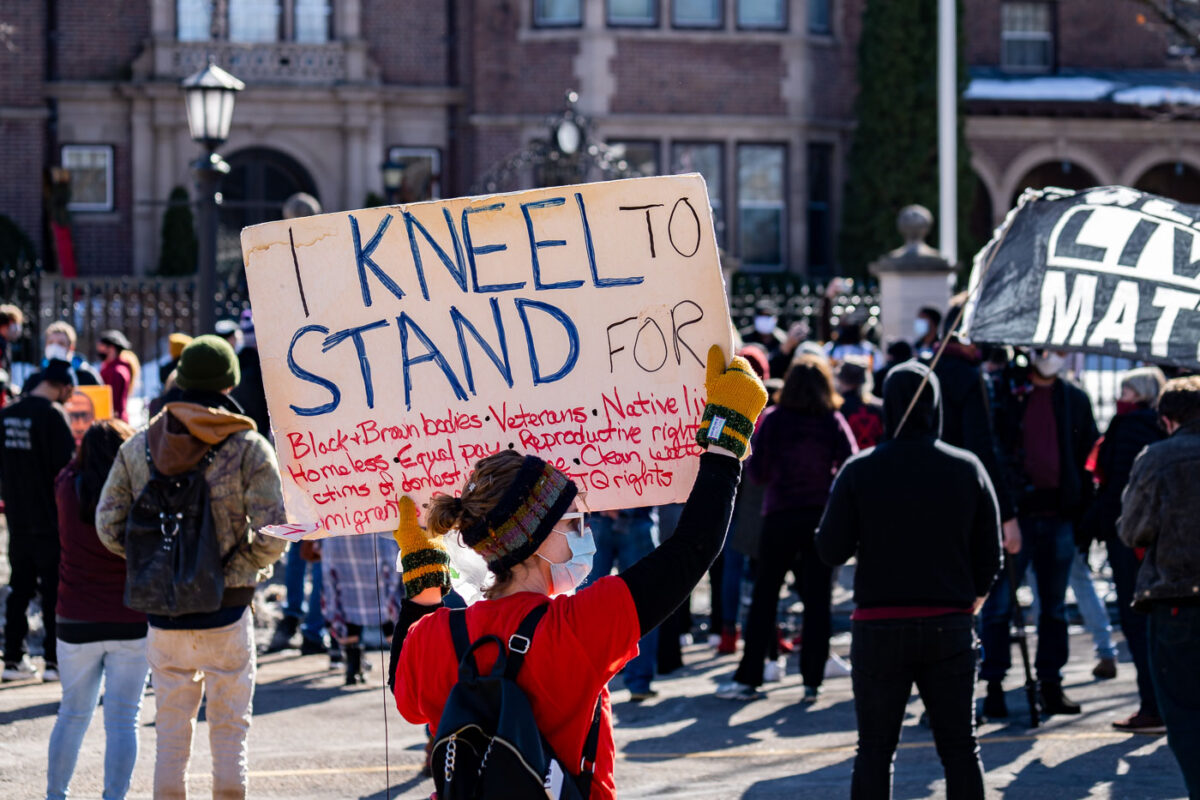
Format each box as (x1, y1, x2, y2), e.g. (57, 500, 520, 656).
(980, 349, 1099, 718)
(1, 360, 77, 681)
(1080, 367, 1166, 733)
(817, 361, 1001, 800)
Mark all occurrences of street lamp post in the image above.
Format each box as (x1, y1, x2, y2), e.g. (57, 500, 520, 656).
(381, 158, 405, 205)
(181, 58, 243, 335)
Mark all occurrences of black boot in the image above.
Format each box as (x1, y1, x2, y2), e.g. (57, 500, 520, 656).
(345, 644, 366, 685)
(265, 616, 299, 653)
(983, 680, 1008, 719)
(1039, 681, 1081, 715)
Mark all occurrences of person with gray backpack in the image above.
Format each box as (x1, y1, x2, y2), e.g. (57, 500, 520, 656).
(97, 334, 287, 800)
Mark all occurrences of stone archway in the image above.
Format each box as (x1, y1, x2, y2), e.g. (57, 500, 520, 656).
(1134, 162, 1200, 204)
(1008, 160, 1100, 208)
(215, 147, 320, 285)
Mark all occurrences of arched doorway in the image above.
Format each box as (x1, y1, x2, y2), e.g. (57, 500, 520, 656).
(1009, 161, 1099, 208)
(1134, 162, 1200, 204)
(216, 147, 319, 284)
(968, 171, 995, 248)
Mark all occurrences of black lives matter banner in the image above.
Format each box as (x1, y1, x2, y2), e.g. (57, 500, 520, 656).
(964, 186, 1200, 369)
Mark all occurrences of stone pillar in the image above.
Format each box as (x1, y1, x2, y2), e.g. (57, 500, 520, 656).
(868, 205, 955, 345)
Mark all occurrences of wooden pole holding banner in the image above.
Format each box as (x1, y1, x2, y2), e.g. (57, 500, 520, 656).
(938, 0, 957, 268)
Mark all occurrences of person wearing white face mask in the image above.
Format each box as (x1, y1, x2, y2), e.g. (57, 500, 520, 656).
(912, 306, 942, 357)
(388, 345, 767, 799)
(739, 299, 799, 378)
(41, 321, 101, 387)
(979, 348, 1099, 720)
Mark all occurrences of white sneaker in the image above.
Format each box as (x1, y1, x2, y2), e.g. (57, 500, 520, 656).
(824, 653, 852, 677)
(763, 656, 787, 683)
(41, 665, 60, 682)
(715, 681, 761, 701)
(2, 656, 38, 681)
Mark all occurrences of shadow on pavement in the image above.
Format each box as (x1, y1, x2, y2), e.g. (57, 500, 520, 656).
(0, 699, 59, 725)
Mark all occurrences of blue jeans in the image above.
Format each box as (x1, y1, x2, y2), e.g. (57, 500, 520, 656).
(584, 510, 659, 694)
(721, 548, 746, 629)
(1148, 604, 1200, 798)
(1027, 550, 1116, 660)
(283, 542, 325, 640)
(981, 516, 1074, 683)
(47, 637, 150, 800)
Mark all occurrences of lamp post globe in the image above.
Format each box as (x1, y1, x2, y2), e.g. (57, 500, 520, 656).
(181, 59, 243, 335)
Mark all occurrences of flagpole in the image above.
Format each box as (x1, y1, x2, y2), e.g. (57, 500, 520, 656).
(938, 0, 958, 268)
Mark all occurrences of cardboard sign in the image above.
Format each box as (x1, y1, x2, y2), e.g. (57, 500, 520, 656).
(241, 175, 732, 540)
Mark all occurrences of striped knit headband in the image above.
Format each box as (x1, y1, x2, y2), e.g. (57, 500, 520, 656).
(460, 455, 578, 574)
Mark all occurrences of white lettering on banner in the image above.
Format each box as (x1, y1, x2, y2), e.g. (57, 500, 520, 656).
(1085, 280, 1140, 352)
(1151, 287, 1200, 358)
(1033, 271, 1096, 346)
(1047, 205, 1200, 290)
(240, 175, 732, 539)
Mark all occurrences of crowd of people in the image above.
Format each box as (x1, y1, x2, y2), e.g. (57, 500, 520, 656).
(0, 289, 1198, 799)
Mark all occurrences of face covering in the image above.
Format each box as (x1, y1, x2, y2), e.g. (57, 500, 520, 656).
(753, 315, 777, 335)
(538, 526, 596, 596)
(1116, 400, 1140, 416)
(44, 344, 71, 363)
(1032, 352, 1065, 378)
(913, 317, 930, 338)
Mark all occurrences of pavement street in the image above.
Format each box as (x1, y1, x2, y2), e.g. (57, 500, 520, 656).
(0, 622, 1189, 799)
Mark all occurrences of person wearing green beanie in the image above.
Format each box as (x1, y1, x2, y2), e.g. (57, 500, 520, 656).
(174, 334, 241, 393)
(96, 330, 286, 799)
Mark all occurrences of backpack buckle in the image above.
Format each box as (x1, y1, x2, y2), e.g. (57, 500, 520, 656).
(508, 633, 531, 654)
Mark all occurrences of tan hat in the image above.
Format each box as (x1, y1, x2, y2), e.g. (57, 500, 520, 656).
(168, 332, 193, 359)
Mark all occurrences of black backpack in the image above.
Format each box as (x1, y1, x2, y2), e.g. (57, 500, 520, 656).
(123, 436, 234, 616)
(431, 604, 603, 799)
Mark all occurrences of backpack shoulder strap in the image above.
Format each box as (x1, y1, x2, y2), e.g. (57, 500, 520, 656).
(503, 602, 550, 681)
(448, 608, 471, 665)
(575, 694, 604, 796)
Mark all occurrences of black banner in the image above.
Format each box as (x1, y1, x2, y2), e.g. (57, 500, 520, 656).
(964, 186, 1200, 369)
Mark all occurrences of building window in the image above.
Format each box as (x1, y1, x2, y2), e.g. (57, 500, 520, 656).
(808, 0, 831, 34)
(295, 0, 331, 43)
(610, 140, 660, 177)
(671, 142, 724, 245)
(229, 0, 281, 42)
(386, 147, 442, 203)
(738, 144, 786, 268)
(737, 0, 787, 30)
(673, 0, 722, 28)
(1002, 2, 1053, 72)
(62, 145, 114, 212)
(534, 0, 583, 27)
(177, 0, 212, 40)
(807, 142, 834, 275)
(608, 0, 658, 26)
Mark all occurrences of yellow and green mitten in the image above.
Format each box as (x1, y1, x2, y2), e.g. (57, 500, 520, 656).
(695, 344, 768, 460)
(394, 496, 452, 598)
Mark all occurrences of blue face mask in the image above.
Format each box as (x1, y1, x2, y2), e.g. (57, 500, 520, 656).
(538, 512, 596, 595)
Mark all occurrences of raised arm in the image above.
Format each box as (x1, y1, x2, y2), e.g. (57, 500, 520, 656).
(620, 345, 765, 636)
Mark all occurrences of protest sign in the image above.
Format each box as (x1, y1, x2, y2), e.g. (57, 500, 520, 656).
(241, 175, 732, 540)
(65, 384, 113, 445)
(964, 186, 1200, 369)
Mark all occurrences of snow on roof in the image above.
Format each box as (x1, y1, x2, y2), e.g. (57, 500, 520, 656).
(966, 73, 1200, 107)
(1112, 85, 1200, 106)
(965, 76, 1116, 101)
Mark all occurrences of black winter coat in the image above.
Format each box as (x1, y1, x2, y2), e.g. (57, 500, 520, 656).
(1080, 407, 1164, 546)
(994, 376, 1099, 523)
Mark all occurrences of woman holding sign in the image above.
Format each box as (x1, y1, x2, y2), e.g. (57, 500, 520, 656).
(388, 345, 765, 799)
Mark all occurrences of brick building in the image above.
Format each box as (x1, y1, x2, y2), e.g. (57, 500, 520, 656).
(1, 0, 1198, 278)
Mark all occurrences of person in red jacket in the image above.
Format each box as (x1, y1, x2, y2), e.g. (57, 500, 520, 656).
(388, 346, 766, 799)
(46, 419, 148, 800)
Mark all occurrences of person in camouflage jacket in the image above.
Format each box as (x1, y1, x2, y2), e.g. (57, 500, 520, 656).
(96, 335, 287, 800)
